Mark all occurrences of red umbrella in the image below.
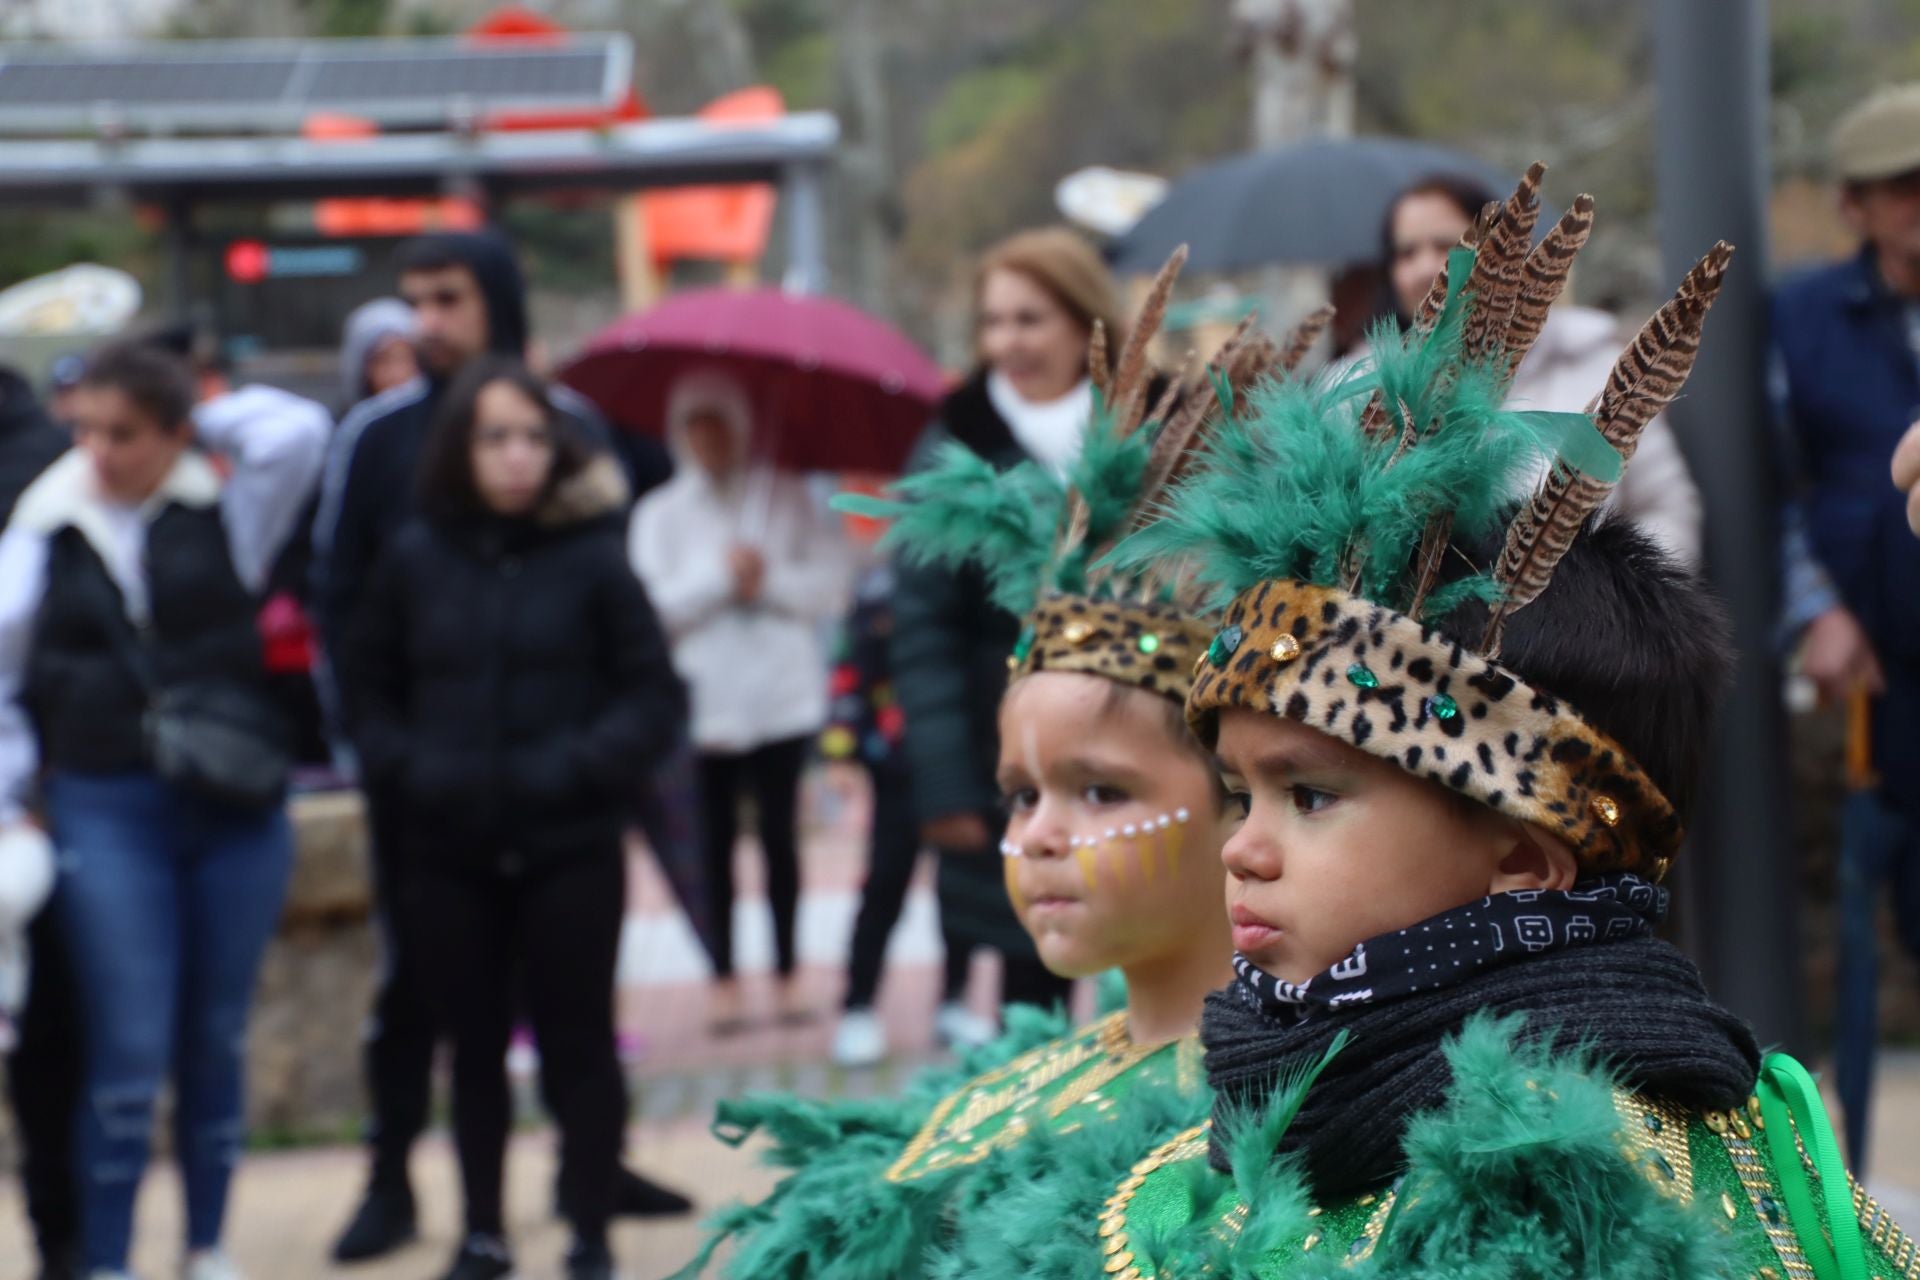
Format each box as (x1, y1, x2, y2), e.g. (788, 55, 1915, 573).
(557, 287, 947, 475)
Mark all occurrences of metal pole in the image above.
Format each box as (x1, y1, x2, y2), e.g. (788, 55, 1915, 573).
(781, 161, 828, 295)
(1653, 0, 1802, 1051)
(165, 196, 194, 323)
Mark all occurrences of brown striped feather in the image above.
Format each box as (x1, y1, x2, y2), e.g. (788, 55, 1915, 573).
(1481, 241, 1736, 653)
(1088, 319, 1111, 408)
(1460, 162, 1545, 362)
(1588, 240, 1734, 459)
(1502, 194, 1595, 380)
(1111, 245, 1188, 435)
(1276, 304, 1335, 373)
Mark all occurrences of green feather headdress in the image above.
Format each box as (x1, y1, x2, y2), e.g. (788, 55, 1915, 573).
(1114, 164, 1734, 877)
(836, 247, 1337, 700)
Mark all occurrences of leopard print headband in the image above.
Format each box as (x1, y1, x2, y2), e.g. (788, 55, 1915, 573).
(1010, 593, 1215, 704)
(1187, 578, 1681, 878)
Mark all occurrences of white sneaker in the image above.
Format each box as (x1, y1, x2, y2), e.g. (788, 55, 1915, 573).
(935, 1001, 997, 1050)
(183, 1248, 246, 1280)
(831, 1008, 887, 1067)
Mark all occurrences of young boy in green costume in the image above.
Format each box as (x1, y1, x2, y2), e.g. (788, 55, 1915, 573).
(1098, 166, 1911, 1280)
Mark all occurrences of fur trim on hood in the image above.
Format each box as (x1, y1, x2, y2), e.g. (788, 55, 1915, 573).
(539, 452, 629, 527)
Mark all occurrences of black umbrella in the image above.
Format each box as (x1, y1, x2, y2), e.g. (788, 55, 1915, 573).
(1111, 136, 1508, 275)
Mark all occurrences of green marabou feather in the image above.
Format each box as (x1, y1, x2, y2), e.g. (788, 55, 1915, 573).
(1110, 300, 1560, 617)
(832, 394, 1160, 614)
(1131, 1015, 1741, 1280)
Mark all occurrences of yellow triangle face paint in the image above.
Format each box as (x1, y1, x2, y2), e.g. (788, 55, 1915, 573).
(1074, 839, 1100, 892)
(1164, 809, 1189, 874)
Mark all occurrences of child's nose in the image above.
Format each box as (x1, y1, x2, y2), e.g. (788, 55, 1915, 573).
(1221, 826, 1281, 881)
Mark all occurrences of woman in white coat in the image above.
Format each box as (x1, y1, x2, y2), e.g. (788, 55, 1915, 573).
(630, 371, 850, 1028)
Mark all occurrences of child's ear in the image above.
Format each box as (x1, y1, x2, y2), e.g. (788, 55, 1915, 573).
(1487, 822, 1579, 894)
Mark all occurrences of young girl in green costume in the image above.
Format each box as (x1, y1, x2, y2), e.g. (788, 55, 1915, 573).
(1094, 166, 1913, 1280)
(672, 256, 1336, 1280)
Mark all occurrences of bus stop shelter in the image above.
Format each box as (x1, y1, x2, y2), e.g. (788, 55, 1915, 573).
(0, 35, 840, 309)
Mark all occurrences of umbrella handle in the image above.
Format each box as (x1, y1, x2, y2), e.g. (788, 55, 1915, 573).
(1846, 686, 1878, 790)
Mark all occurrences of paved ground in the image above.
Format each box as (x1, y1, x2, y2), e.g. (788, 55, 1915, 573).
(3, 767, 1918, 1279)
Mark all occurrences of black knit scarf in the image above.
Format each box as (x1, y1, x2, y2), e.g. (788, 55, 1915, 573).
(1201, 934, 1761, 1196)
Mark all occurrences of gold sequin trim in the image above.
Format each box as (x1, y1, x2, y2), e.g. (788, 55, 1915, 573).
(1852, 1174, 1920, 1279)
(1721, 1127, 1815, 1280)
(1099, 1123, 1211, 1280)
(1612, 1090, 1694, 1203)
(1779, 1095, 1918, 1277)
(888, 1012, 1168, 1183)
(1344, 1189, 1398, 1265)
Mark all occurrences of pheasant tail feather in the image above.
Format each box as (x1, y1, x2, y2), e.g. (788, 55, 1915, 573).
(1275, 304, 1334, 374)
(1589, 241, 1734, 459)
(1460, 161, 1546, 362)
(1484, 241, 1736, 651)
(1111, 245, 1188, 435)
(1502, 194, 1595, 379)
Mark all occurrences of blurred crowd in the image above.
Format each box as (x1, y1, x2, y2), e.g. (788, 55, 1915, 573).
(2, 77, 1920, 1280)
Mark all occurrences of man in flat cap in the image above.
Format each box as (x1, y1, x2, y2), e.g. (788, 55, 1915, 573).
(1773, 82, 1920, 1174)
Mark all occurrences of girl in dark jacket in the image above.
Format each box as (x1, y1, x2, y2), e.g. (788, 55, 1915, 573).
(345, 356, 684, 1280)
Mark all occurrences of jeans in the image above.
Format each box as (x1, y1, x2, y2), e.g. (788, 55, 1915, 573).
(48, 771, 293, 1272)
(1833, 787, 1920, 1175)
(411, 853, 626, 1247)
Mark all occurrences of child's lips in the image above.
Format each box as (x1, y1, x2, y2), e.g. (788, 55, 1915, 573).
(1229, 904, 1282, 952)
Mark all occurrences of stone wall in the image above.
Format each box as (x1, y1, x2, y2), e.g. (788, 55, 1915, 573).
(246, 789, 381, 1144)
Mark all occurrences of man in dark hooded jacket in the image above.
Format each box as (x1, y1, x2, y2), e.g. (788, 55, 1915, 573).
(0, 365, 65, 526)
(313, 232, 688, 1264)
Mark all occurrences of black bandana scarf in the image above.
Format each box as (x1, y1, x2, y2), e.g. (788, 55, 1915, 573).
(1231, 872, 1668, 1022)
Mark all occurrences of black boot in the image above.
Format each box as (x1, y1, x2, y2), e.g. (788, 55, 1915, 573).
(614, 1166, 693, 1218)
(331, 1177, 418, 1263)
(566, 1238, 616, 1280)
(438, 1233, 515, 1280)
(558, 1165, 694, 1221)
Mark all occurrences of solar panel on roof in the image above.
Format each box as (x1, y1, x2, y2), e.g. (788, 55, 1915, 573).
(0, 35, 630, 135)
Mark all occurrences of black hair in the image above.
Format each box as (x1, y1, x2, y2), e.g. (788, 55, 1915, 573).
(1434, 518, 1733, 827)
(1377, 172, 1501, 324)
(78, 341, 196, 433)
(415, 353, 589, 524)
(1096, 677, 1236, 810)
(393, 230, 529, 359)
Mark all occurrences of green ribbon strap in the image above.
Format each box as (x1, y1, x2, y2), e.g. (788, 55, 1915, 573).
(1510, 410, 1625, 485)
(1756, 1051, 1868, 1280)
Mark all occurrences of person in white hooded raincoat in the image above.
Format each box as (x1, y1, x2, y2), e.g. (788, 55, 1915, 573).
(629, 370, 851, 1028)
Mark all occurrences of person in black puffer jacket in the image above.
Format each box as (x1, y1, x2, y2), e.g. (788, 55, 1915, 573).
(343, 356, 684, 1280)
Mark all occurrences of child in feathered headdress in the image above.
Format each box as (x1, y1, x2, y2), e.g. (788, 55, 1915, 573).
(1097, 166, 1904, 1280)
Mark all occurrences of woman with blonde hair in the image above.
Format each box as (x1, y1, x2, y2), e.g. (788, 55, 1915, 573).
(833, 226, 1142, 1062)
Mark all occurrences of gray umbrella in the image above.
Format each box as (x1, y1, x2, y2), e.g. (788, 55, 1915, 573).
(1110, 136, 1508, 275)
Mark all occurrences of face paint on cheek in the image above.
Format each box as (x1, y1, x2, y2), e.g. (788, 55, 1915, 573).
(1124, 822, 1152, 881)
(999, 839, 1027, 913)
(1162, 808, 1190, 874)
(1070, 835, 1100, 892)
